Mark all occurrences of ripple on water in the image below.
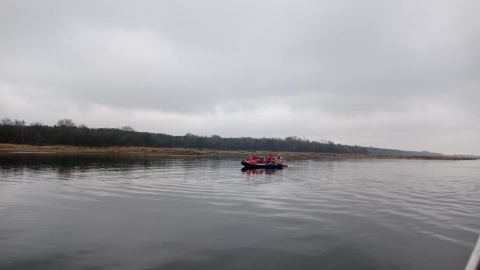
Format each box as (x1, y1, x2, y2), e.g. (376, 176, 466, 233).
(0, 155, 479, 270)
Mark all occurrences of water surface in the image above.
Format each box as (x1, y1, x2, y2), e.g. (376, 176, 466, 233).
(1, 153, 479, 269)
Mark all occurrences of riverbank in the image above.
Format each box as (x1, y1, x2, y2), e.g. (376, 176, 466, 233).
(0, 143, 476, 160)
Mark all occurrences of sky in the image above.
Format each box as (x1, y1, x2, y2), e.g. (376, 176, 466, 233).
(1, 0, 479, 155)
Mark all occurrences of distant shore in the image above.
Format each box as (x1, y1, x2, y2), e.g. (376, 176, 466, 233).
(0, 143, 476, 160)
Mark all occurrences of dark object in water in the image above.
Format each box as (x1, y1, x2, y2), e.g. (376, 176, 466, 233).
(241, 159, 284, 169)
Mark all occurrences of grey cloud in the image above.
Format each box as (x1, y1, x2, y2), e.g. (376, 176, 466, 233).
(1, 0, 479, 154)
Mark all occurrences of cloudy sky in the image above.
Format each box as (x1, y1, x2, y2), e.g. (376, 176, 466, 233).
(1, 0, 479, 155)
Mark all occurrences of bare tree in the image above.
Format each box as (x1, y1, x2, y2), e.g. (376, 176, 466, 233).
(1, 118, 14, 125)
(30, 122, 43, 127)
(119, 126, 134, 132)
(14, 119, 26, 126)
(56, 119, 76, 127)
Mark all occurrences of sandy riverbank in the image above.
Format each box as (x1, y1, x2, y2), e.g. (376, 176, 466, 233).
(0, 143, 475, 160)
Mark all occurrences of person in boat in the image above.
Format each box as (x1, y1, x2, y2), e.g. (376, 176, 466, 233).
(265, 154, 272, 164)
(246, 155, 261, 163)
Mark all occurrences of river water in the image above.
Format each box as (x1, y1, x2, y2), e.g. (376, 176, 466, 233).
(0, 153, 479, 270)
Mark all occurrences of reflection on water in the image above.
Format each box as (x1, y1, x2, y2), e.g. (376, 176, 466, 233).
(241, 167, 282, 174)
(0, 153, 479, 270)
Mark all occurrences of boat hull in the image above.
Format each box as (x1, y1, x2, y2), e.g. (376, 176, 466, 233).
(241, 160, 285, 169)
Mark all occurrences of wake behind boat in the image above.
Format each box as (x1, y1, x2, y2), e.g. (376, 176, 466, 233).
(241, 153, 288, 169)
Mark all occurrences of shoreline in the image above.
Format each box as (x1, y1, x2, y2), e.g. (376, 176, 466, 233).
(0, 143, 476, 160)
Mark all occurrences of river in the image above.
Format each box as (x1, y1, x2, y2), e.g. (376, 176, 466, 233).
(1, 153, 479, 270)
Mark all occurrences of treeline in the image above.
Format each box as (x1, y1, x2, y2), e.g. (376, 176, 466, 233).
(0, 118, 442, 156)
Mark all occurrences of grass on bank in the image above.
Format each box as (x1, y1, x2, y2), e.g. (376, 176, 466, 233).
(0, 143, 474, 160)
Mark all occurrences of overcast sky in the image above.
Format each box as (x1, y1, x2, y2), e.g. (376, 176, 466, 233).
(1, 0, 479, 155)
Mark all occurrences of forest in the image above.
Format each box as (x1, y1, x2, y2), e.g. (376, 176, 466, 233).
(0, 118, 443, 156)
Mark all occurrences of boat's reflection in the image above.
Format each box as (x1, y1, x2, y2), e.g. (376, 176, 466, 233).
(241, 167, 282, 175)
